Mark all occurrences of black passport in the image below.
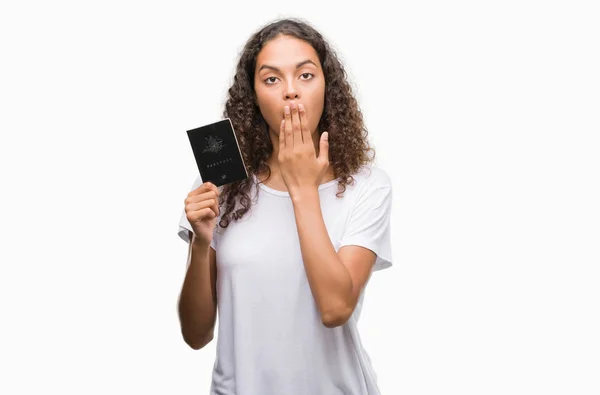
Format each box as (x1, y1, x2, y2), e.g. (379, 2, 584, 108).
(186, 118, 249, 187)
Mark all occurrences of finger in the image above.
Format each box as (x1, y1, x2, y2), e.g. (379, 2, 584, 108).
(185, 190, 218, 205)
(319, 131, 330, 164)
(187, 189, 218, 210)
(291, 102, 302, 145)
(284, 105, 293, 148)
(187, 198, 217, 212)
(188, 207, 217, 222)
(189, 182, 218, 196)
(186, 199, 218, 220)
(209, 197, 219, 217)
(298, 104, 311, 145)
(279, 118, 286, 151)
(205, 194, 220, 217)
(206, 183, 219, 197)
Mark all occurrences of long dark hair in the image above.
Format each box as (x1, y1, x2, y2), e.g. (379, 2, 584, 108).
(218, 17, 375, 229)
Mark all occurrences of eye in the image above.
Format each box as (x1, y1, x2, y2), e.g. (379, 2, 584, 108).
(264, 76, 278, 85)
(264, 73, 315, 85)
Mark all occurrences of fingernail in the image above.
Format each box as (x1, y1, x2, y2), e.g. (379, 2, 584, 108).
(284, 106, 290, 115)
(290, 102, 297, 110)
(298, 104, 304, 112)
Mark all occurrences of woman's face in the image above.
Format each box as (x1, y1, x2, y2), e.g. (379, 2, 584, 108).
(254, 34, 325, 139)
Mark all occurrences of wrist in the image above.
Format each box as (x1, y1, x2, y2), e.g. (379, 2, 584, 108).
(191, 234, 211, 250)
(290, 187, 319, 205)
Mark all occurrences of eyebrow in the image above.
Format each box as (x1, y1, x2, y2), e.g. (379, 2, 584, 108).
(258, 59, 318, 73)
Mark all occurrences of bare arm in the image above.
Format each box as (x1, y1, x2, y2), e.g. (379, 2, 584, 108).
(291, 190, 376, 328)
(177, 231, 218, 350)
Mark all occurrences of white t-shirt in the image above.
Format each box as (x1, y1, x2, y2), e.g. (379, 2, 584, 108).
(177, 165, 393, 395)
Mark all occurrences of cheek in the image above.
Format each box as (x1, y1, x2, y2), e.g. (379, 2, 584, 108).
(307, 93, 325, 125)
(312, 82, 325, 105)
(255, 88, 274, 113)
(256, 91, 282, 129)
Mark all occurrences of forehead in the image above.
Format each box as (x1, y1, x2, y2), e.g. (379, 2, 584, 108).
(256, 35, 320, 67)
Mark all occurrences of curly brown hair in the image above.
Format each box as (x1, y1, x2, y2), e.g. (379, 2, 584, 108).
(217, 17, 376, 229)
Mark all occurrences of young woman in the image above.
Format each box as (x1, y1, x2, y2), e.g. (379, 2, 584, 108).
(177, 17, 393, 395)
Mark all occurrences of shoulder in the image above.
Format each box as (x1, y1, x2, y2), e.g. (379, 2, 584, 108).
(351, 164, 393, 190)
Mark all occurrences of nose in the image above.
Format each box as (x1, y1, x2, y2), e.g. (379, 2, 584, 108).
(283, 80, 300, 100)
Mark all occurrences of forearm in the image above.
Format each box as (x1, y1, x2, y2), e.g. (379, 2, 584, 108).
(291, 189, 353, 326)
(178, 235, 217, 349)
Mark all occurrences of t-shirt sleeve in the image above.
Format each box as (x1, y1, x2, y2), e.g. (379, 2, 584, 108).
(339, 174, 393, 272)
(177, 175, 218, 251)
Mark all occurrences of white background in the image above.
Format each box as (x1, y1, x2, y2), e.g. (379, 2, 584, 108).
(1, 0, 599, 394)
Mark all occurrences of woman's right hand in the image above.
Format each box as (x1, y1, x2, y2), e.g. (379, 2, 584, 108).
(184, 181, 220, 246)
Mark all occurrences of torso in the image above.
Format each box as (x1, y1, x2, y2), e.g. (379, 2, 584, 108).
(206, 164, 391, 395)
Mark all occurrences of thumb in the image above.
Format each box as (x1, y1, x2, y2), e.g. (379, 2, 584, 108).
(319, 131, 329, 163)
